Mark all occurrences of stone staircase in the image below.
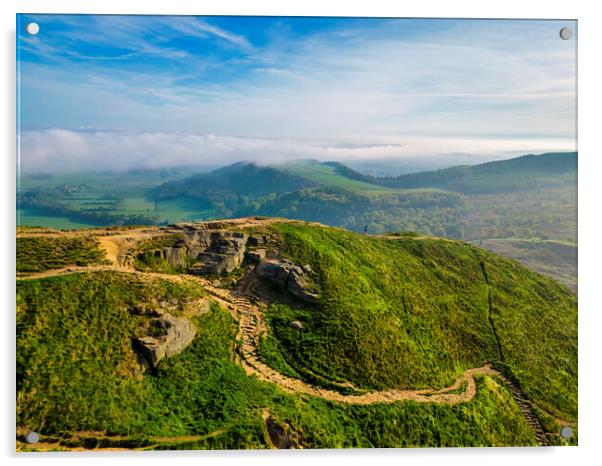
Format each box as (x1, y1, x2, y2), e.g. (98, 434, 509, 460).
(496, 372, 548, 446)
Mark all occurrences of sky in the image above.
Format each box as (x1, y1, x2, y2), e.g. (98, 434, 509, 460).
(17, 15, 577, 173)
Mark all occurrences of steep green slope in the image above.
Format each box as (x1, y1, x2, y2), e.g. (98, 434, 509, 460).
(257, 222, 577, 421)
(17, 271, 540, 448)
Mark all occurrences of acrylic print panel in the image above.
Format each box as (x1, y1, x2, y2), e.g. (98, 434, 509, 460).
(16, 14, 577, 450)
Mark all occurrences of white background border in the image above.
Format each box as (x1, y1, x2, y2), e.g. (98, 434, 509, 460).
(2, 1, 600, 465)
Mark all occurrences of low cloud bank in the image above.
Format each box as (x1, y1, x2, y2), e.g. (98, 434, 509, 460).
(18, 128, 575, 175)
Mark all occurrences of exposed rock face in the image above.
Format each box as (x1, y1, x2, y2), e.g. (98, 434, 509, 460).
(190, 232, 247, 275)
(163, 247, 188, 269)
(265, 414, 305, 449)
(134, 314, 196, 368)
(287, 267, 319, 304)
(256, 259, 320, 304)
(247, 235, 265, 247)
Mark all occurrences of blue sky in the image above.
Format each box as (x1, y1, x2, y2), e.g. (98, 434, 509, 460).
(17, 15, 577, 172)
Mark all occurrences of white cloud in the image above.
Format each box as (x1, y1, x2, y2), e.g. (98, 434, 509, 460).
(18, 128, 575, 175)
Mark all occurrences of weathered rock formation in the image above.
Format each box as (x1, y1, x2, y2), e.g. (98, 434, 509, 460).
(134, 314, 197, 368)
(189, 231, 247, 275)
(147, 227, 257, 274)
(256, 259, 319, 304)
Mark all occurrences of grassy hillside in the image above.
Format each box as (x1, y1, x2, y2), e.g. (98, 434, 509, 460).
(17, 236, 108, 273)
(255, 222, 577, 422)
(276, 160, 394, 192)
(17, 270, 542, 448)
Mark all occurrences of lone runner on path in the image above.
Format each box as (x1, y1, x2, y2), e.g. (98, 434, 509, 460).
(364, 224, 368, 235)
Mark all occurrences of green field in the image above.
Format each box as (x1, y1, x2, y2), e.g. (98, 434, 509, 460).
(155, 198, 218, 224)
(18, 208, 98, 229)
(17, 170, 216, 229)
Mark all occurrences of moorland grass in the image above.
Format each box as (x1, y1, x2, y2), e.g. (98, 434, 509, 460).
(16, 236, 108, 273)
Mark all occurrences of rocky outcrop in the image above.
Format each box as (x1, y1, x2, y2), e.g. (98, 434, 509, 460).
(256, 259, 292, 287)
(256, 259, 319, 304)
(134, 314, 196, 368)
(144, 227, 251, 275)
(190, 232, 247, 275)
(264, 413, 306, 449)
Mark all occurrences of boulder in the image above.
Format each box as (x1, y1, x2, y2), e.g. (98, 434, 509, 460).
(256, 259, 293, 288)
(134, 314, 196, 368)
(256, 258, 320, 304)
(290, 320, 304, 330)
(287, 268, 320, 304)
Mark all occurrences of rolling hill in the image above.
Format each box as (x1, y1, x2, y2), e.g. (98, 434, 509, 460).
(16, 218, 577, 449)
(360, 152, 577, 194)
(155, 152, 576, 200)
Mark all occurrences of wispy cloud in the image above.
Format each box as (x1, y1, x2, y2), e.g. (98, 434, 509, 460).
(17, 16, 577, 170)
(168, 17, 252, 50)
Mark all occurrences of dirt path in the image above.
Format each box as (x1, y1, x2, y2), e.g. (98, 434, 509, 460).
(228, 290, 500, 405)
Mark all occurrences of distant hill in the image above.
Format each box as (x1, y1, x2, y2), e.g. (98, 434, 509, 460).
(369, 152, 577, 194)
(155, 161, 319, 200)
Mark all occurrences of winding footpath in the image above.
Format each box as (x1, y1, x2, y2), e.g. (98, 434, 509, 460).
(18, 266, 533, 405)
(17, 254, 550, 445)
